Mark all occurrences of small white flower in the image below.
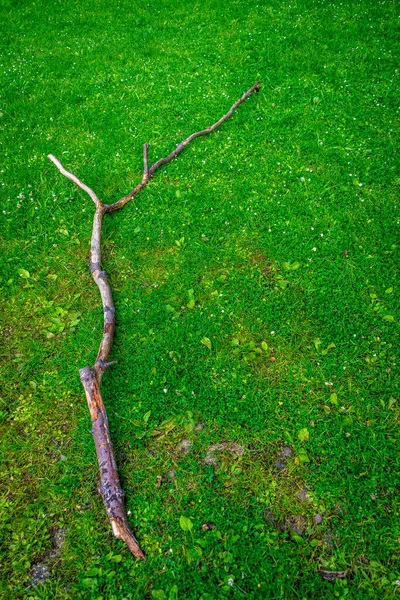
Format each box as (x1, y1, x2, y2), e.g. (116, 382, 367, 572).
(163, 388, 168, 393)
(325, 382, 333, 386)
(228, 578, 234, 587)
(312, 247, 317, 251)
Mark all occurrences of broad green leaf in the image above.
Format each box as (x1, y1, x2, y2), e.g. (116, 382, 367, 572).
(330, 393, 338, 405)
(385, 287, 393, 294)
(179, 515, 193, 532)
(313, 338, 321, 350)
(283, 261, 300, 271)
(201, 337, 212, 350)
(152, 591, 166, 600)
(82, 578, 97, 588)
(261, 341, 269, 351)
(383, 315, 394, 322)
(298, 428, 309, 442)
(18, 268, 30, 279)
(109, 554, 122, 563)
(169, 585, 179, 600)
(310, 539, 321, 547)
(321, 342, 336, 355)
(143, 411, 151, 424)
(297, 448, 310, 463)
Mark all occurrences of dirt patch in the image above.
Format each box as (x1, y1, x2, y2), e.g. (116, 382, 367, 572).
(203, 443, 245, 466)
(30, 526, 66, 586)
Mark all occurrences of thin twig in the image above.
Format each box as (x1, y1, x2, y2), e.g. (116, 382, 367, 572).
(104, 81, 260, 213)
(143, 143, 149, 176)
(47, 154, 101, 207)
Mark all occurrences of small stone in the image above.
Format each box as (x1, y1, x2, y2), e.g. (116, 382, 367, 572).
(315, 513, 323, 524)
(274, 460, 286, 470)
(280, 446, 293, 458)
(202, 521, 216, 531)
(297, 487, 309, 501)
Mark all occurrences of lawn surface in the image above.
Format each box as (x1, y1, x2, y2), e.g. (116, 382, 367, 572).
(0, 0, 399, 598)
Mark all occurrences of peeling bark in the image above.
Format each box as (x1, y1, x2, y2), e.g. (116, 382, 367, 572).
(48, 82, 260, 557)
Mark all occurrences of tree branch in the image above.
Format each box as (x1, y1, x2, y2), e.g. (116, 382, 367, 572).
(104, 81, 260, 213)
(47, 154, 101, 207)
(48, 81, 260, 558)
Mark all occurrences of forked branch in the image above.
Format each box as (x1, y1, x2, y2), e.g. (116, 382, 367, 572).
(48, 81, 260, 558)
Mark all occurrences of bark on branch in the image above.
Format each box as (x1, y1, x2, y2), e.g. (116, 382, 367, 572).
(48, 81, 260, 558)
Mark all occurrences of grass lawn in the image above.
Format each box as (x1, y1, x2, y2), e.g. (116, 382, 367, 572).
(0, 0, 399, 597)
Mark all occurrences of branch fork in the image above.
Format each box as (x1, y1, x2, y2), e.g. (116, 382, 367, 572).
(48, 81, 260, 558)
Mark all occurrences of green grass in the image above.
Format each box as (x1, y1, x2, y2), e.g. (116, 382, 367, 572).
(0, 0, 399, 598)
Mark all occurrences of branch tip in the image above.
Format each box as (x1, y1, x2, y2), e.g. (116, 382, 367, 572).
(104, 81, 260, 213)
(47, 154, 102, 207)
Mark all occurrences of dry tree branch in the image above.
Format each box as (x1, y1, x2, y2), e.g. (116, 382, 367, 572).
(47, 154, 101, 207)
(48, 81, 260, 558)
(104, 81, 260, 213)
